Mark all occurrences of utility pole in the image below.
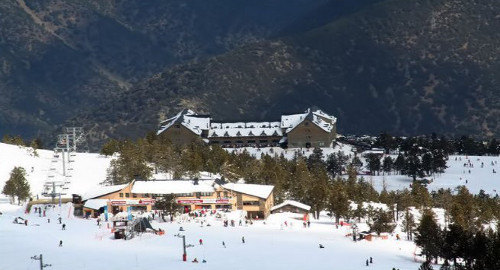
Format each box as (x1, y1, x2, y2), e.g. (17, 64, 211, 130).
(182, 235, 187, 261)
(175, 234, 193, 261)
(31, 254, 51, 270)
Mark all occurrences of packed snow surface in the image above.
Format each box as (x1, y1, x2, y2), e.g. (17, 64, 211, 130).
(2, 142, 500, 270)
(0, 204, 419, 270)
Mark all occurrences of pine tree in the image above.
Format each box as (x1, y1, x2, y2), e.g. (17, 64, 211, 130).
(2, 174, 17, 203)
(366, 153, 381, 176)
(345, 164, 358, 200)
(290, 158, 310, 202)
(353, 201, 367, 222)
(421, 152, 433, 176)
(326, 153, 340, 178)
(106, 140, 153, 184)
(100, 139, 121, 156)
(305, 167, 330, 219)
(2, 167, 30, 204)
(441, 224, 466, 266)
(369, 209, 396, 236)
(401, 208, 416, 240)
(382, 156, 393, 175)
(411, 181, 432, 208)
(307, 147, 325, 170)
(406, 152, 424, 181)
(327, 179, 350, 224)
(449, 186, 477, 232)
(415, 212, 442, 263)
(394, 154, 406, 175)
(155, 194, 179, 217)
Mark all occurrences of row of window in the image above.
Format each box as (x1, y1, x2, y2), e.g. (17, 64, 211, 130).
(242, 201, 260, 206)
(211, 140, 280, 144)
(118, 192, 215, 198)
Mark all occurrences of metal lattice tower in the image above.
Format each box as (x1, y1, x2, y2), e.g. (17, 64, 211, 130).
(58, 127, 89, 153)
(41, 127, 87, 200)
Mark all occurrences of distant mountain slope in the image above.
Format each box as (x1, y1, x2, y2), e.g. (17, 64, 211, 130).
(1, 0, 347, 141)
(72, 0, 500, 145)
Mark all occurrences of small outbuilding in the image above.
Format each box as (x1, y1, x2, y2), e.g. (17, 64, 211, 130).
(270, 200, 311, 214)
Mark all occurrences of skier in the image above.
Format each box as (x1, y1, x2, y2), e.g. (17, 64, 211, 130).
(59, 240, 63, 247)
(97, 217, 101, 226)
(58, 217, 62, 224)
(242, 236, 245, 244)
(62, 223, 66, 230)
(199, 239, 203, 245)
(366, 259, 369, 266)
(222, 241, 226, 248)
(370, 257, 373, 263)
(319, 244, 324, 248)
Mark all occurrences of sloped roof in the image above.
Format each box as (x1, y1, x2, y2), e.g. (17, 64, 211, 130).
(271, 200, 311, 212)
(82, 184, 128, 201)
(131, 180, 215, 194)
(280, 108, 335, 133)
(222, 183, 274, 199)
(157, 109, 211, 136)
(83, 199, 108, 210)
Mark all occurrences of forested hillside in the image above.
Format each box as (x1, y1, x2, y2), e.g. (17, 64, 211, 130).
(2, 0, 500, 148)
(73, 0, 500, 147)
(2, 0, 364, 142)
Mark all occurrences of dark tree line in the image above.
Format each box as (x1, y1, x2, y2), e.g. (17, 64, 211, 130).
(416, 211, 500, 270)
(98, 131, 500, 263)
(373, 133, 500, 157)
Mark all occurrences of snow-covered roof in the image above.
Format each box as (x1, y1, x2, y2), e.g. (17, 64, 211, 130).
(157, 109, 211, 136)
(222, 183, 274, 199)
(131, 180, 215, 194)
(311, 107, 336, 122)
(271, 200, 311, 212)
(280, 108, 335, 133)
(209, 122, 282, 138)
(83, 199, 108, 210)
(82, 184, 128, 201)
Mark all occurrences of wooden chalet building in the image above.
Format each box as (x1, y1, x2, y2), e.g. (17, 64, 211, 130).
(157, 107, 337, 148)
(81, 179, 275, 219)
(270, 200, 311, 214)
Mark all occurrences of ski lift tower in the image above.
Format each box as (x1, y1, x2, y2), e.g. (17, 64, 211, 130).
(42, 127, 87, 202)
(64, 127, 89, 153)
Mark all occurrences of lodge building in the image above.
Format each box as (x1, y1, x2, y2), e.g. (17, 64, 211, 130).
(82, 179, 274, 219)
(157, 107, 337, 148)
